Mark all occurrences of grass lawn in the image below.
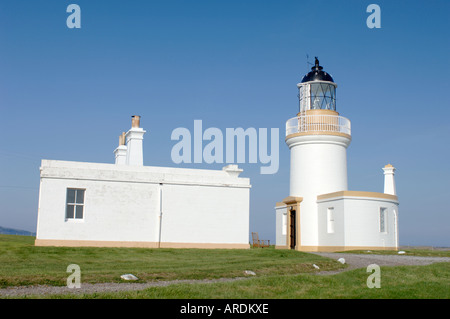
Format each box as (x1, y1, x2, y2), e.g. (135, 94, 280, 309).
(0, 235, 343, 288)
(51, 262, 449, 299)
(1, 235, 448, 299)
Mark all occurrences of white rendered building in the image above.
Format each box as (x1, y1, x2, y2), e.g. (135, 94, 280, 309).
(35, 116, 251, 249)
(275, 58, 399, 252)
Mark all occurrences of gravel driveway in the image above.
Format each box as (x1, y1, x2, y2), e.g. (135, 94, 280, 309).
(312, 252, 450, 275)
(1, 253, 448, 297)
(0, 277, 248, 298)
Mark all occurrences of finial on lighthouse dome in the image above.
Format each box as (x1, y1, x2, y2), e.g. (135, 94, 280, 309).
(301, 57, 335, 83)
(298, 57, 337, 112)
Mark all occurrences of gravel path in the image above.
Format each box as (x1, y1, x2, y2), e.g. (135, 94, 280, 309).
(0, 277, 248, 298)
(312, 252, 450, 275)
(1, 253, 448, 297)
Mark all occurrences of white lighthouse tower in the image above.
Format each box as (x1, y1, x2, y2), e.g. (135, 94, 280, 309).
(275, 58, 399, 252)
(286, 57, 351, 248)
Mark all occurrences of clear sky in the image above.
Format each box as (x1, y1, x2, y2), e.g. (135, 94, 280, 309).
(0, 0, 449, 246)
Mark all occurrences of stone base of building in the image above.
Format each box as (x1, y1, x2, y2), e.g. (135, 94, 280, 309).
(35, 239, 250, 249)
(275, 245, 398, 252)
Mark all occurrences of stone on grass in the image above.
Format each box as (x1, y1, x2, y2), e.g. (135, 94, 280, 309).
(337, 258, 346, 264)
(120, 274, 139, 281)
(313, 264, 320, 269)
(244, 270, 256, 276)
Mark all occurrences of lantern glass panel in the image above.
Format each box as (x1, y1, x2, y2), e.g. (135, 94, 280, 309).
(309, 82, 336, 111)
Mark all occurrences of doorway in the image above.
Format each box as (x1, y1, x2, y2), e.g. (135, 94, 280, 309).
(289, 210, 296, 250)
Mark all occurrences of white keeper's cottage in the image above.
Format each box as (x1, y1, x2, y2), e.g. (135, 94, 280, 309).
(35, 116, 251, 248)
(275, 58, 399, 252)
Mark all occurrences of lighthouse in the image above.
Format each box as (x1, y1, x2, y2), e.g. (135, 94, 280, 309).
(275, 58, 399, 252)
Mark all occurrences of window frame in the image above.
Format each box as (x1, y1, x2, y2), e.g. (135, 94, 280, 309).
(327, 207, 335, 234)
(379, 207, 387, 233)
(282, 212, 287, 236)
(65, 188, 86, 221)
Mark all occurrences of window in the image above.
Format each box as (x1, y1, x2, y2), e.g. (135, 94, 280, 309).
(327, 207, 335, 233)
(66, 188, 85, 220)
(309, 82, 336, 111)
(379, 207, 387, 233)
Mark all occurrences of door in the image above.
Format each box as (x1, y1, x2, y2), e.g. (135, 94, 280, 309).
(290, 210, 296, 249)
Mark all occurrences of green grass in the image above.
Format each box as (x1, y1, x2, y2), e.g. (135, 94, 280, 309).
(47, 262, 449, 299)
(2, 235, 448, 299)
(0, 235, 343, 288)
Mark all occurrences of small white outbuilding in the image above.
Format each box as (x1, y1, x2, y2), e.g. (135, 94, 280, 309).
(35, 116, 251, 249)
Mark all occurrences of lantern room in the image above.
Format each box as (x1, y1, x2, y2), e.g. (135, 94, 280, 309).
(298, 57, 337, 113)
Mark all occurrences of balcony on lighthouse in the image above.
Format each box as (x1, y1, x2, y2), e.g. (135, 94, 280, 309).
(286, 57, 351, 138)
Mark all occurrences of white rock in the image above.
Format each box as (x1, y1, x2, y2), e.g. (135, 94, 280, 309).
(120, 274, 139, 281)
(398, 251, 406, 254)
(244, 270, 256, 276)
(337, 258, 346, 264)
(313, 264, 320, 269)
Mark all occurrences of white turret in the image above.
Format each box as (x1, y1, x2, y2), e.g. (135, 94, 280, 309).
(382, 164, 396, 195)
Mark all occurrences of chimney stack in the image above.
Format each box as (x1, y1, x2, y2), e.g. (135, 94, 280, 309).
(114, 132, 127, 165)
(125, 115, 146, 166)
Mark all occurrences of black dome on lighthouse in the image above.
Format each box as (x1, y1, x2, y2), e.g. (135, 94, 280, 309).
(301, 57, 334, 83)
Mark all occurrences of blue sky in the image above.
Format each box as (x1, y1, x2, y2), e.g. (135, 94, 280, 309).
(0, 0, 449, 246)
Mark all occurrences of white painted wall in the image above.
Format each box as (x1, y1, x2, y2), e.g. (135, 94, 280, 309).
(37, 178, 158, 242)
(36, 160, 251, 246)
(317, 195, 399, 248)
(160, 184, 249, 244)
(316, 198, 345, 247)
(286, 134, 351, 246)
(275, 205, 287, 247)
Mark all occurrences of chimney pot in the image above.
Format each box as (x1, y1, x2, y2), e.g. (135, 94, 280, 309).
(119, 132, 126, 146)
(131, 115, 141, 128)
